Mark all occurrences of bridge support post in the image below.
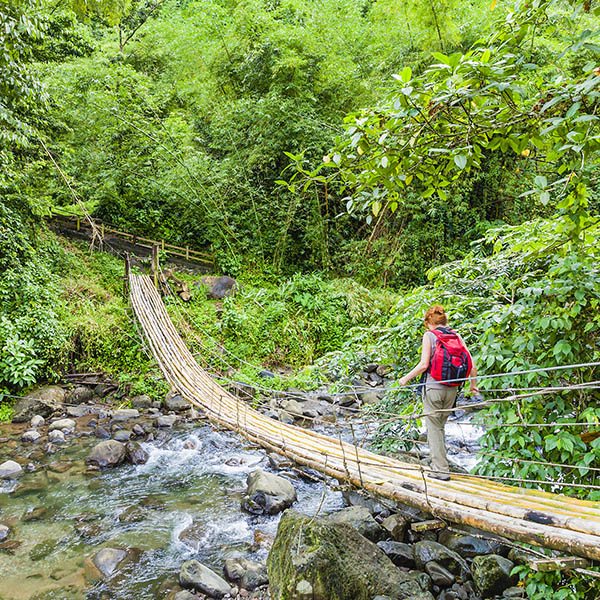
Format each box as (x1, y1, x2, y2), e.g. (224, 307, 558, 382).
(123, 252, 130, 299)
(152, 244, 159, 291)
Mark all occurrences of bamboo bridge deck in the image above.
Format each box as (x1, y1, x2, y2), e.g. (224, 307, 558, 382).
(129, 273, 600, 561)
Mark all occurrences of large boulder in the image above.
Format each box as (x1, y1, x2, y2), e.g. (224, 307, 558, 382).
(12, 386, 64, 423)
(242, 470, 297, 515)
(471, 554, 517, 598)
(86, 440, 126, 468)
(224, 557, 268, 591)
(267, 510, 431, 600)
(327, 506, 385, 542)
(195, 275, 238, 299)
(180, 560, 231, 598)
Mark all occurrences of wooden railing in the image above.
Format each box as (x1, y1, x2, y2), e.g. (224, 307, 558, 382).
(49, 209, 213, 266)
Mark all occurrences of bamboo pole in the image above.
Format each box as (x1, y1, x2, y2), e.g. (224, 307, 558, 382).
(128, 274, 600, 561)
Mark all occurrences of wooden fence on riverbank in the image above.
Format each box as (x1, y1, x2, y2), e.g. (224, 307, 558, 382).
(49, 210, 213, 267)
(129, 271, 600, 563)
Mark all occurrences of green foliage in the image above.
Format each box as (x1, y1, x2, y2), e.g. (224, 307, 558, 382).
(512, 564, 600, 600)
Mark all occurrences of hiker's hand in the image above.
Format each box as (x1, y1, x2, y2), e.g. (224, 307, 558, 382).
(398, 376, 410, 386)
(469, 384, 480, 396)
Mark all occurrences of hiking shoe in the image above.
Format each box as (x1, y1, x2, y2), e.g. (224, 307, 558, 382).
(427, 472, 451, 481)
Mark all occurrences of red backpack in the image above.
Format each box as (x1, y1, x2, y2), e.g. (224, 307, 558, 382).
(428, 327, 473, 386)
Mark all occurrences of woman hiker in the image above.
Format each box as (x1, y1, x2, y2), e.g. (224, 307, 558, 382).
(398, 305, 479, 481)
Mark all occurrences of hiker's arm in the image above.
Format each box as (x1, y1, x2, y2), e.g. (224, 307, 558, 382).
(399, 333, 431, 386)
(468, 362, 479, 395)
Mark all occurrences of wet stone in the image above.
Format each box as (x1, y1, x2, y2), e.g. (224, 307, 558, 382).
(74, 521, 103, 539)
(0, 540, 22, 553)
(87, 547, 127, 579)
(94, 426, 111, 439)
(131, 394, 153, 409)
(68, 385, 94, 404)
(0, 524, 9, 542)
(112, 409, 140, 422)
(30, 538, 59, 561)
(126, 441, 149, 464)
(113, 429, 132, 442)
(49, 418, 76, 432)
(178, 520, 206, 550)
(382, 513, 408, 541)
(224, 557, 268, 591)
(66, 405, 92, 418)
(22, 506, 48, 522)
(119, 505, 146, 524)
(48, 461, 72, 473)
(21, 430, 42, 443)
(426, 561, 456, 587)
(48, 430, 66, 444)
(86, 440, 126, 468)
(377, 541, 415, 568)
(31, 415, 45, 428)
(156, 415, 178, 428)
(0, 460, 23, 479)
(180, 559, 232, 598)
(327, 505, 386, 542)
(164, 391, 189, 412)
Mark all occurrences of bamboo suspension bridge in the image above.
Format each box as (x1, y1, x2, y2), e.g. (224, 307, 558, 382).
(129, 272, 600, 563)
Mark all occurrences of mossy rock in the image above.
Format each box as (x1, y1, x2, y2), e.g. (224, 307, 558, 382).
(267, 510, 433, 600)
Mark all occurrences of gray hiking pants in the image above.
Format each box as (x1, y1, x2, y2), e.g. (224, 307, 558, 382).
(423, 386, 458, 475)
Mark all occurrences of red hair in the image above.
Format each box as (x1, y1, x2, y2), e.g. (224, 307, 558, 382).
(424, 305, 448, 327)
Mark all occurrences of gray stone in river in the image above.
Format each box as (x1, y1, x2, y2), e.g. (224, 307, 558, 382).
(178, 520, 206, 550)
(49, 418, 76, 432)
(113, 429, 131, 442)
(179, 559, 232, 597)
(425, 561, 455, 587)
(377, 541, 415, 568)
(125, 441, 148, 465)
(31, 415, 45, 428)
(67, 405, 92, 418)
(22, 506, 48, 522)
(22, 430, 42, 443)
(156, 415, 178, 427)
(267, 510, 430, 600)
(119, 505, 146, 524)
(94, 426, 111, 439)
(86, 440, 126, 468)
(164, 390, 189, 411)
(30, 538, 58, 561)
(224, 557, 268, 591)
(0, 460, 23, 479)
(471, 554, 517, 598)
(89, 547, 127, 578)
(112, 409, 139, 422)
(131, 394, 153, 409)
(48, 430, 66, 444)
(327, 505, 386, 543)
(414, 541, 470, 578)
(242, 469, 296, 515)
(0, 524, 9, 542)
(173, 592, 197, 600)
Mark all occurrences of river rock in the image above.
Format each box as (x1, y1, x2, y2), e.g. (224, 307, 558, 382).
(86, 440, 126, 468)
(131, 394, 153, 409)
(156, 415, 178, 428)
(31, 415, 45, 428)
(22, 430, 42, 443)
(268, 510, 429, 600)
(49, 418, 76, 432)
(0, 525, 9, 542)
(242, 470, 297, 515)
(30, 538, 58, 561)
(426, 561, 455, 587)
(67, 405, 92, 417)
(22, 506, 48, 521)
(68, 385, 94, 404)
(224, 557, 268, 591)
(173, 592, 197, 600)
(376, 541, 415, 568)
(113, 429, 132, 442)
(195, 275, 238, 299)
(381, 513, 408, 541)
(180, 559, 232, 597)
(414, 541, 470, 579)
(439, 530, 507, 558)
(178, 520, 206, 550)
(327, 505, 385, 542)
(48, 430, 66, 443)
(119, 505, 146, 524)
(125, 441, 148, 464)
(95, 426, 111, 439)
(86, 547, 127, 579)
(12, 386, 64, 422)
(280, 399, 304, 418)
(112, 409, 139, 422)
(0, 460, 23, 479)
(164, 391, 189, 411)
(471, 554, 517, 598)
